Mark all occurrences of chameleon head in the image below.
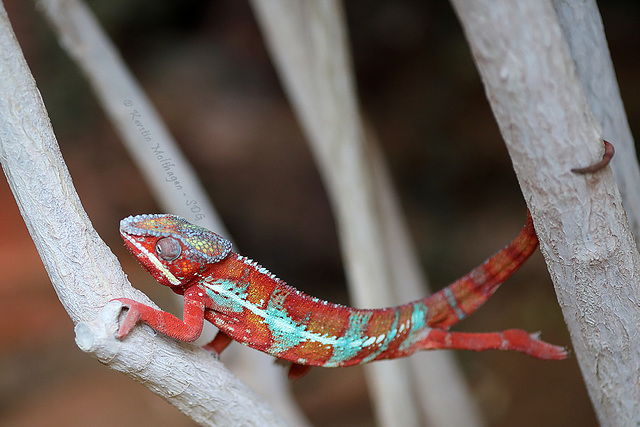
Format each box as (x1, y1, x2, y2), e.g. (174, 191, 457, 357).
(120, 214, 232, 287)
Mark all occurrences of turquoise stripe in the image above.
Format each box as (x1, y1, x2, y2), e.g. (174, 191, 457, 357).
(203, 278, 249, 313)
(443, 287, 466, 320)
(398, 302, 429, 352)
(325, 311, 372, 366)
(265, 286, 309, 354)
(359, 310, 400, 364)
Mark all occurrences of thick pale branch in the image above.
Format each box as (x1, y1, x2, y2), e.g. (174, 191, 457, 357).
(0, 3, 285, 425)
(452, 1, 640, 424)
(76, 302, 286, 426)
(36, 1, 308, 425)
(553, 0, 640, 244)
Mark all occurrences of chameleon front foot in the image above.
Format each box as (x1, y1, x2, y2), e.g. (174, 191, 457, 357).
(112, 298, 143, 339)
(109, 297, 206, 342)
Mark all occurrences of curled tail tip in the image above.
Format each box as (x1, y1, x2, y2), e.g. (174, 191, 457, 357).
(571, 139, 615, 174)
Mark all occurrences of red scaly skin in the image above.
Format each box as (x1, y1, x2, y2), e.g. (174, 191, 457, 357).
(113, 212, 566, 379)
(112, 139, 615, 378)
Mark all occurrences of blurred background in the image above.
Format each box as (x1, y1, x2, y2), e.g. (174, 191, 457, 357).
(1, 1, 638, 425)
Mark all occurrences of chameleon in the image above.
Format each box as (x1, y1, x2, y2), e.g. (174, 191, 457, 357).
(112, 140, 613, 378)
(113, 211, 567, 379)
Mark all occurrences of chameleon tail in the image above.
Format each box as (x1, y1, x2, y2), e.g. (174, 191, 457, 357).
(424, 211, 538, 329)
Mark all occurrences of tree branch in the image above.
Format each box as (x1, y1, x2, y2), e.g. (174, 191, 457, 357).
(452, 1, 640, 424)
(250, 1, 482, 426)
(552, 0, 640, 245)
(35, 1, 308, 425)
(0, 3, 285, 425)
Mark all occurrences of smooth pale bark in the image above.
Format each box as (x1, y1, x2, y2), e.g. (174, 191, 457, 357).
(452, 1, 640, 425)
(553, 0, 640, 244)
(36, 1, 309, 425)
(250, 1, 482, 426)
(0, 3, 286, 425)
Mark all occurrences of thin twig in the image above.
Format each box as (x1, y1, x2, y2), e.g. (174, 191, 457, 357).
(250, 1, 482, 426)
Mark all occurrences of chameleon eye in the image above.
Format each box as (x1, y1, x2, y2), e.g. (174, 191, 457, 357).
(156, 237, 181, 261)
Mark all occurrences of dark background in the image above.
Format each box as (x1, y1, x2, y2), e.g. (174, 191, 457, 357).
(1, 1, 638, 425)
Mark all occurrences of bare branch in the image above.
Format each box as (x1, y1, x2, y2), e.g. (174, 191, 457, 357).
(452, 1, 640, 424)
(76, 303, 287, 426)
(37, 0, 221, 228)
(250, 1, 482, 426)
(553, 0, 640, 246)
(0, 3, 286, 425)
(36, 1, 309, 425)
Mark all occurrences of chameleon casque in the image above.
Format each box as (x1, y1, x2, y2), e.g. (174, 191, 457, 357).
(113, 211, 567, 379)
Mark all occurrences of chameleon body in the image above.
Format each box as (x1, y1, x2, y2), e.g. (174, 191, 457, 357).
(114, 212, 566, 378)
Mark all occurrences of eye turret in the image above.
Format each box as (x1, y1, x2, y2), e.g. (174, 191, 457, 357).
(155, 237, 181, 261)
